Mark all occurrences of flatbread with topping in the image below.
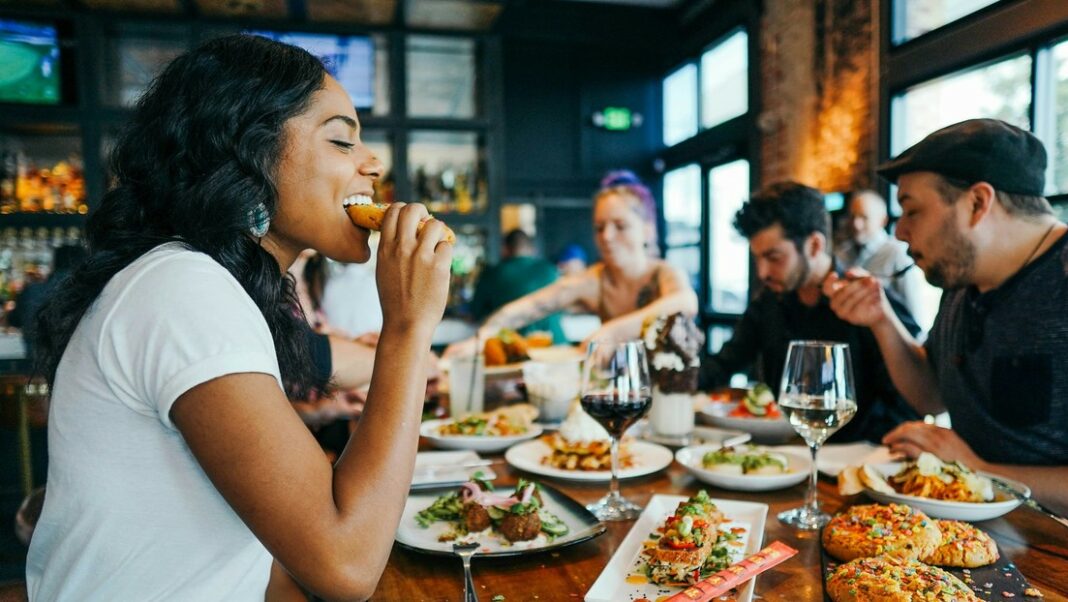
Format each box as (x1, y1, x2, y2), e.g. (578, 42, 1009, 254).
(826, 555, 983, 602)
(822, 503, 941, 562)
(922, 519, 999, 568)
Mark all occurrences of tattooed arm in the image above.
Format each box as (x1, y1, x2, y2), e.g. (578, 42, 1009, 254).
(442, 271, 597, 357)
(583, 261, 698, 347)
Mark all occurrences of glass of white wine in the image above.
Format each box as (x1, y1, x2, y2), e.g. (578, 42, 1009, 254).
(777, 340, 857, 530)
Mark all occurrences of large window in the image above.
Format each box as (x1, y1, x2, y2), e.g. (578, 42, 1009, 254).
(661, 28, 748, 149)
(893, 0, 1003, 45)
(708, 159, 750, 314)
(663, 64, 698, 147)
(662, 164, 702, 292)
(700, 29, 748, 130)
(890, 53, 1031, 154)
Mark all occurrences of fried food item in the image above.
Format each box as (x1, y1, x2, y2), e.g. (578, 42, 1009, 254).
(498, 511, 541, 542)
(826, 555, 982, 602)
(525, 331, 554, 348)
(482, 329, 533, 366)
(344, 202, 456, 244)
(461, 502, 492, 532)
(822, 503, 942, 562)
(483, 338, 508, 366)
(645, 490, 725, 585)
(921, 520, 999, 568)
(539, 433, 631, 471)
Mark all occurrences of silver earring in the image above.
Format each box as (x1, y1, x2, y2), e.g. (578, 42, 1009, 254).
(249, 203, 270, 238)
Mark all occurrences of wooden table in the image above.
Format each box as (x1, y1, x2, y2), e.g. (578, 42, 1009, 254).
(375, 451, 1068, 602)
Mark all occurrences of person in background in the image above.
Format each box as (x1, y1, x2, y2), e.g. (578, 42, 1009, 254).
(321, 233, 384, 339)
(470, 228, 565, 343)
(25, 35, 452, 600)
(825, 118, 1068, 514)
(8, 244, 87, 359)
(835, 189, 930, 331)
(444, 170, 697, 356)
(555, 242, 589, 277)
(700, 181, 921, 443)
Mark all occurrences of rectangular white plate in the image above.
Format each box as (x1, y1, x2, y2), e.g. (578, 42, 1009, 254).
(586, 495, 767, 602)
(411, 451, 497, 490)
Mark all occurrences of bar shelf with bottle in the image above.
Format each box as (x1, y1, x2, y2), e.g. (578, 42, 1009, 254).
(0, 126, 87, 216)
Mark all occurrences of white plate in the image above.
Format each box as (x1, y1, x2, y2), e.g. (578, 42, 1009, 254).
(774, 443, 897, 477)
(862, 462, 1027, 521)
(586, 495, 767, 602)
(396, 481, 606, 556)
(411, 451, 497, 490)
(698, 402, 797, 443)
(675, 444, 811, 492)
(526, 345, 584, 363)
(421, 419, 543, 453)
(504, 439, 674, 481)
(637, 421, 752, 449)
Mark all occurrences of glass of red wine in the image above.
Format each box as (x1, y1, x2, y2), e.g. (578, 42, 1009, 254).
(580, 339, 652, 521)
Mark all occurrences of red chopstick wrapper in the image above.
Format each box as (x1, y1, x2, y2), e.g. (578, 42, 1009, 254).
(664, 541, 798, 602)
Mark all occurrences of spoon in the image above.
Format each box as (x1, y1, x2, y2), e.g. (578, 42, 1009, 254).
(452, 541, 480, 602)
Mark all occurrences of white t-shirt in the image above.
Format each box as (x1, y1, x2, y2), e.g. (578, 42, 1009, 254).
(27, 243, 283, 601)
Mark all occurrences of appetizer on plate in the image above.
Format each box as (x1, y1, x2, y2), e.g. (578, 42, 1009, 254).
(540, 401, 634, 471)
(483, 329, 550, 366)
(701, 444, 791, 475)
(821, 503, 942, 562)
(414, 474, 569, 544)
(436, 404, 538, 437)
(640, 490, 747, 586)
(840, 452, 993, 503)
(825, 555, 983, 602)
(729, 383, 781, 419)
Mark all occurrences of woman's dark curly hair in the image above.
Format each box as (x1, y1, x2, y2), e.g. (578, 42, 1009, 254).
(32, 34, 328, 395)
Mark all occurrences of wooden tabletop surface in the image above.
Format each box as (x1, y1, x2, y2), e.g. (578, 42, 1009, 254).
(374, 445, 1068, 602)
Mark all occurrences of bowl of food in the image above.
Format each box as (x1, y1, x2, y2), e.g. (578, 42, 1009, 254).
(698, 384, 797, 443)
(838, 453, 1027, 521)
(421, 405, 543, 453)
(676, 444, 810, 491)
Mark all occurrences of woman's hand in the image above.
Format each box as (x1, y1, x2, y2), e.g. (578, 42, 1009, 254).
(375, 203, 452, 336)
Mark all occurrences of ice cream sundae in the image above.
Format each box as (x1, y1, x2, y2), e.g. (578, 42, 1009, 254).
(641, 313, 704, 438)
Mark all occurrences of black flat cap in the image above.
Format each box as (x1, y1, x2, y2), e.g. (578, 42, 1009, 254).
(877, 118, 1047, 196)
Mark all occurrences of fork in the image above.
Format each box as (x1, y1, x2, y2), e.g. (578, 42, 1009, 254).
(452, 541, 480, 602)
(990, 477, 1068, 530)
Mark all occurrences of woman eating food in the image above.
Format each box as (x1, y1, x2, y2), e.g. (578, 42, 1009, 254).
(25, 35, 451, 600)
(445, 171, 698, 356)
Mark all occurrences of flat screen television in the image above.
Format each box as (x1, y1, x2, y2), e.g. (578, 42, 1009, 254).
(247, 30, 374, 109)
(0, 19, 61, 105)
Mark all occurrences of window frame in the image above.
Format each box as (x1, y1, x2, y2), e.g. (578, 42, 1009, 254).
(656, 0, 760, 337)
(879, 0, 1068, 206)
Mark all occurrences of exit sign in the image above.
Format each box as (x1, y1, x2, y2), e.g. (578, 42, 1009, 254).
(592, 107, 644, 131)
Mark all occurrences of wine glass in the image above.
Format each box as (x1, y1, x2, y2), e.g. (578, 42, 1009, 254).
(777, 340, 857, 530)
(581, 340, 652, 521)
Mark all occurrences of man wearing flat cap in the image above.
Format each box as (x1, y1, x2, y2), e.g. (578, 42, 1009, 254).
(825, 118, 1068, 514)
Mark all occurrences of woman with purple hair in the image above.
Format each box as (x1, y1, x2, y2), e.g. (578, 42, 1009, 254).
(446, 170, 697, 353)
